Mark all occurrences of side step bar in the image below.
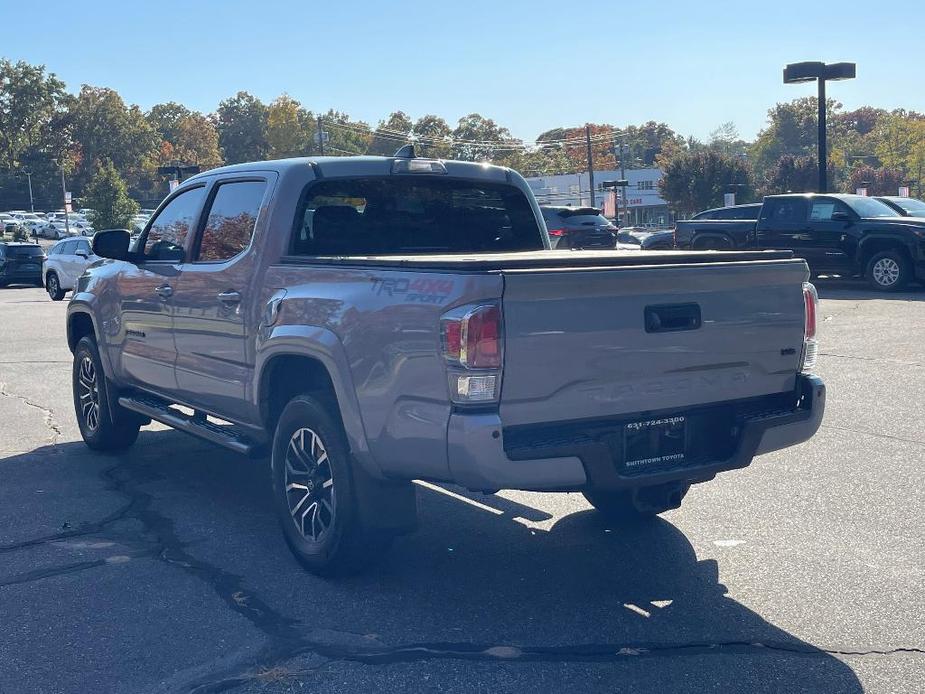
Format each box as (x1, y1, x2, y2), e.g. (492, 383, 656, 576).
(118, 394, 259, 456)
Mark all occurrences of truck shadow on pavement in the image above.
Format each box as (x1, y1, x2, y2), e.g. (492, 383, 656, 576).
(0, 432, 866, 693)
(814, 277, 925, 301)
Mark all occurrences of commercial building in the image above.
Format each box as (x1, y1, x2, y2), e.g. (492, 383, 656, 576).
(524, 168, 673, 228)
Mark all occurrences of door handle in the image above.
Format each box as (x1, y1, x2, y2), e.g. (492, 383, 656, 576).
(217, 290, 241, 304)
(154, 284, 173, 299)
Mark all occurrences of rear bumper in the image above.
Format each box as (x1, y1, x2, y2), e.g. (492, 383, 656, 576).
(446, 374, 825, 492)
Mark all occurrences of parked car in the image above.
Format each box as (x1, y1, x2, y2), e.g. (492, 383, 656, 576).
(1, 213, 18, 236)
(875, 196, 925, 218)
(68, 153, 824, 575)
(674, 193, 925, 290)
(0, 241, 46, 287)
(540, 206, 618, 249)
(617, 227, 675, 250)
(35, 222, 74, 239)
(44, 236, 99, 300)
(690, 203, 763, 221)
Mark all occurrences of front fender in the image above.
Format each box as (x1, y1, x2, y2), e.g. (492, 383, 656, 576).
(66, 293, 118, 380)
(254, 325, 378, 475)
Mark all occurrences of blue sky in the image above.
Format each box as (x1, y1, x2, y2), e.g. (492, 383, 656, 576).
(2, 0, 922, 142)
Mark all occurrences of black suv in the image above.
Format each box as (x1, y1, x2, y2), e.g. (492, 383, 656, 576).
(0, 242, 46, 287)
(540, 206, 617, 249)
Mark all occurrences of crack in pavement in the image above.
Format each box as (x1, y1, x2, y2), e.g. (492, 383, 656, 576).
(820, 423, 925, 447)
(5, 451, 923, 694)
(819, 352, 924, 368)
(0, 381, 63, 446)
(184, 640, 925, 694)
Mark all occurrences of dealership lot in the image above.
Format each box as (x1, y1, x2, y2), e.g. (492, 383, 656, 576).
(0, 283, 922, 693)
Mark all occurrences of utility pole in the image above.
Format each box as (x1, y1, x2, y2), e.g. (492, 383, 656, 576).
(317, 115, 325, 156)
(619, 138, 627, 226)
(817, 78, 827, 193)
(24, 172, 34, 213)
(56, 160, 70, 237)
(585, 124, 595, 207)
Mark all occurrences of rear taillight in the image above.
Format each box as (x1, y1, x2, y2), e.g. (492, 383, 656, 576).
(441, 304, 503, 403)
(547, 228, 566, 237)
(801, 282, 818, 372)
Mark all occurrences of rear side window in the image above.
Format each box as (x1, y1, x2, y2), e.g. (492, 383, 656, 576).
(196, 180, 266, 262)
(142, 186, 207, 262)
(291, 178, 543, 256)
(60, 241, 78, 255)
(76, 240, 92, 255)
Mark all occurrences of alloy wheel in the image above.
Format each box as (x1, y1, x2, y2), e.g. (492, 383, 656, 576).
(284, 427, 336, 542)
(872, 257, 900, 287)
(77, 355, 101, 432)
(48, 275, 58, 296)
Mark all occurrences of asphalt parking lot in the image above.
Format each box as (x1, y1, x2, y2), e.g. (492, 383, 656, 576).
(0, 281, 923, 693)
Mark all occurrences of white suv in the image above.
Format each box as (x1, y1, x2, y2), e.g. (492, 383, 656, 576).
(43, 237, 98, 300)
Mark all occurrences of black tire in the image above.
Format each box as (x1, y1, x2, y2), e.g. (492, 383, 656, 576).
(72, 336, 141, 451)
(271, 394, 392, 576)
(46, 273, 66, 300)
(583, 483, 689, 521)
(866, 250, 911, 292)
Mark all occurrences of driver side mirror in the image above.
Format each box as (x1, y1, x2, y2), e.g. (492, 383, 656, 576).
(831, 211, 853, 223)
(92, 229, 132, 261)
(75, 250, 88, 259)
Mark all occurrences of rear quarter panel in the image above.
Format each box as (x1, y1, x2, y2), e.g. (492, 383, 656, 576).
(259, 264, 503, 481)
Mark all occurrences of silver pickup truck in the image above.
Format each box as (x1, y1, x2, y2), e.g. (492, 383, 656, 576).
(67, 152, 825, 574)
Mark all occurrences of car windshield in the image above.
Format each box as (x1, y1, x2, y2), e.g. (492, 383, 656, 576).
(844, 197, 901, 218)
(894, 198, 925, 216)
(7, 245, 44, 257)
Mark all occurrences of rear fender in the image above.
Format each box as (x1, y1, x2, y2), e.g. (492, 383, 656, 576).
(255, 325, 378, 475)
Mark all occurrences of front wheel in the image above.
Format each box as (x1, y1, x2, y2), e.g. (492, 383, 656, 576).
(72, 336, 141, 451)
(46, 273, 66, 301)
(271, 394, 393, 576)
(866, 250, 911, 291)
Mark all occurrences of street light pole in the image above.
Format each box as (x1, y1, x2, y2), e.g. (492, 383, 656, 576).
(783, 61, 856, 194)
(817, 77, 827, 194)
(54, 160, 70, 237)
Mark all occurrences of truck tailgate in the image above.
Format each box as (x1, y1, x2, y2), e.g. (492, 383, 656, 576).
(499, 259, 809, 426)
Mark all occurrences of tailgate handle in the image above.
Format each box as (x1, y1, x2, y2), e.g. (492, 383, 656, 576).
(645, 303, 701, 333)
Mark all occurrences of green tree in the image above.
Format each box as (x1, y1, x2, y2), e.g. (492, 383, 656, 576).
(320, 110, 371, 155)
(452, 113, 515, 161)
(0, 59, 68, 170)
(412, 115, 452, 158)
(215, 91, 269, 163)
(658, 150, 753, 216)
(266, 94, 312, 159)
(368, 111, 413, 156)
(173, 114, 223, 170)
(146, 102, 193, 145)
(69, 86, 159, 193)
(765, 154, 837, 193)
(83, 160, 139, 229)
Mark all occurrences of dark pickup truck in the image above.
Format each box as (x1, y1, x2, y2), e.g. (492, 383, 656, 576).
(674, 193, 925, 290)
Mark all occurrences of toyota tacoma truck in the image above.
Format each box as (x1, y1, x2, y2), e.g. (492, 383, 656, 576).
(674, 193, 925, 291)
(66, 152, 825, 575)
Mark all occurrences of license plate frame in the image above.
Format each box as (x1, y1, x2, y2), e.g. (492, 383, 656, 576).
(622, 415, 688, 472)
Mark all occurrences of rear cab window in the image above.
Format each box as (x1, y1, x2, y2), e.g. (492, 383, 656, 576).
(291, 178, 543, 256)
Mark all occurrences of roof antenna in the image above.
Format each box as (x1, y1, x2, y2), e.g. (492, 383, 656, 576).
(394, 144, 416, 158)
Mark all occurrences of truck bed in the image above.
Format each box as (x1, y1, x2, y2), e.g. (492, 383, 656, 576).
(279, 248, 793, 271)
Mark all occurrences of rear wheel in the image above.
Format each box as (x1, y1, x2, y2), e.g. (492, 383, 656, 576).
(866, 250, 911, 291)
(271, 394, 394, 576)
(46, 272, 66, 300)
(72, 336, 141, 451)
(583, 483, 689, 521)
